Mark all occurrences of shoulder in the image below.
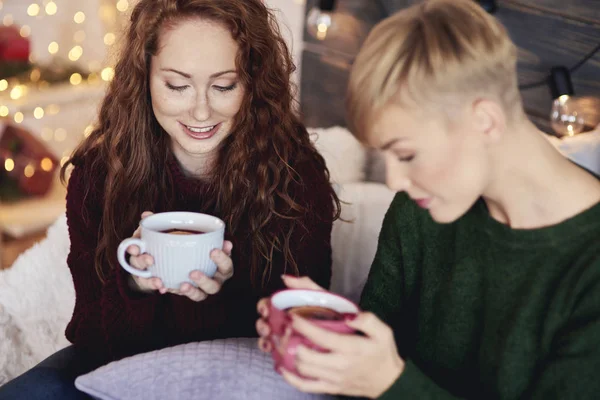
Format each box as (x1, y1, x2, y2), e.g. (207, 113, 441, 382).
(562, 242, 600, 300)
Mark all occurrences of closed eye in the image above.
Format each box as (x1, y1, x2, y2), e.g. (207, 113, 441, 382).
(214, 83, 237, 92)
(398, 155, 415, 162)
(166, 82, 188, 92)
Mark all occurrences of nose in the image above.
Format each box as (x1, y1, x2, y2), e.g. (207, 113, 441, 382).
(192, 91, 211, 121)
(386, 173, 411, 193)
(385, 158, 411, 192)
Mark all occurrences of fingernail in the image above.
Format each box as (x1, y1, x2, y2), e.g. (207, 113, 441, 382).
(260, 340, 270, 352)
(191, 271, 203, 280)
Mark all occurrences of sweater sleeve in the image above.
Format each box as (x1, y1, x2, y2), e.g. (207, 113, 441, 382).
(359, 194, 407, 329)
(65, 163, 166, 361)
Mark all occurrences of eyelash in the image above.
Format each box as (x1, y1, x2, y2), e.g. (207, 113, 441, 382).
(215, 83, 237, 92)
(165, 83, 237, 93)
(398, 155, 415, 162)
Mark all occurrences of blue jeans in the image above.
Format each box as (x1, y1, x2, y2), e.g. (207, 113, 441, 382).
(0, 346, 104, 400)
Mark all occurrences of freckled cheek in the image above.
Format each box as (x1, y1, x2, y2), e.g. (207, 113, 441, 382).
(209, 91, 245, 118)
(153, 93, 192, 117)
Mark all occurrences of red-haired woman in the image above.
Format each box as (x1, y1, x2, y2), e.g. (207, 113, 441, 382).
(0, 0, 339, 398)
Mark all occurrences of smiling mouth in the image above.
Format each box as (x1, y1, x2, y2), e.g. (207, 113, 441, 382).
(184, 124, 217, 133)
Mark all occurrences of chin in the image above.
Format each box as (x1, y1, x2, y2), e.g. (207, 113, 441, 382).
(428, 206, 469, 224)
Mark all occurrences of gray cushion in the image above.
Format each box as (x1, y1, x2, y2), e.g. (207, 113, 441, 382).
(75, 338, 333, 400)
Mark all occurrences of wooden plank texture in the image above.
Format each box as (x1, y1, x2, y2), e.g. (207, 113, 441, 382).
(299, 0, 600, 133)
(505, 0, 600, 24)
(300, 50, 351, 128)
(497, 1, 600, 121)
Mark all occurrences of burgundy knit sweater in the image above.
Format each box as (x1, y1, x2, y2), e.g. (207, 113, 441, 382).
(64, 154, 334, 362)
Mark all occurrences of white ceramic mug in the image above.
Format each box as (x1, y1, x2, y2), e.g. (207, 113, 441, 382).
(117, 212, 225, 289)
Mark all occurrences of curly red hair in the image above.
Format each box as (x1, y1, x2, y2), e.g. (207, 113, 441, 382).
(62, 0, 340, 288)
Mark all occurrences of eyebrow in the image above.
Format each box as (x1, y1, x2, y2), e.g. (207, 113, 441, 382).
(379, 138, 405, 151)
(160, 68, 236, 79)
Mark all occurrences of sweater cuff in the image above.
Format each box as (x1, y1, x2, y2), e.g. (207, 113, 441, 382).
(378, 360, 460, 400)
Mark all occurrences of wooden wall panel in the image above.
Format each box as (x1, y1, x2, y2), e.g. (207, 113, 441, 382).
(497, 1, 600, 124)
(300, 0, 600, 133)
(509, 0, 600, 23)
(300, 50, 351, 128)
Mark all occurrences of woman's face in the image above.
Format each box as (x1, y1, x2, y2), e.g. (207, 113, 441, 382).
(149, 18, 245, 174)
(372, 101, 491, 223)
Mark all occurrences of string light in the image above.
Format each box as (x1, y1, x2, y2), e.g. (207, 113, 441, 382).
(41, 128, 54, 141)
(100, 4, 116, 23)
(20, 25, 31, 38)
(104, 33, 116, 46)
(24, 164, 35, 178)
(46, 104, 60, 115)
(34, 107, 45, 119)
(68, 46, 84, 61)
(54, 128, 67, 142)
(116, 0, 129, 12)
(87, 73, 100, 85)
(70, 73, 83, 85)
(84, 125, 94, 137)
(0, 79, 7, 91)
(74, 11, 85, 24)
(5, 159, 15, 172)
(40, 157, 54, 172)
(45, 1, 57, 16)
(48, 41, 59, 54)
(14, 112, 24, 124)
(0, 106, 8, 117)
(27, 4, 40, 17)
(101, 67, 115, 82)
(10, 86, 25, 100)
(3, 14, 13, 26)
(30, 68, 41, 82)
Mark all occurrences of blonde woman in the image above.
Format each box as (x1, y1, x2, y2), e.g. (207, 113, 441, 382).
(256, 0, 600, 398)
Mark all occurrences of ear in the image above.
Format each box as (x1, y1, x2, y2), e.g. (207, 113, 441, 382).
(471, 99, 506, 142)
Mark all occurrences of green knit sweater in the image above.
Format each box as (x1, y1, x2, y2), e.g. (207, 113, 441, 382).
(360, 192, 600, 400)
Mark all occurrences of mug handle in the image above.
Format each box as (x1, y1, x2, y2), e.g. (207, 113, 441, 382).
(117, 238, 153, 279)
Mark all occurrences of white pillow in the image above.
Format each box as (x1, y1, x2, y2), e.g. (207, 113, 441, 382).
(75, 338, 333, 400)
(309, 126, 367, 184)
(329, 182, 396, 303)
(0, 214, 73, 383)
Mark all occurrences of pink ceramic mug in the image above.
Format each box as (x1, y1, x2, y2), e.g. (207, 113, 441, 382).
(267, 289, 360, 376)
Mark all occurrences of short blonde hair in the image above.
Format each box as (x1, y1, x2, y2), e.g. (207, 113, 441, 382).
(347, 0, 522, 141)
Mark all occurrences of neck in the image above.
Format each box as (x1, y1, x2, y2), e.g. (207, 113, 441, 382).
(171, 144, 217, 180)
(482, 119, 600, 229)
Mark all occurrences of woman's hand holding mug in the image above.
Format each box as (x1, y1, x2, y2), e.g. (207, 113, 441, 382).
(256, 275, 405, 399)
(121, 211, 234, 302)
